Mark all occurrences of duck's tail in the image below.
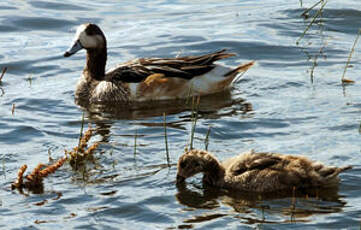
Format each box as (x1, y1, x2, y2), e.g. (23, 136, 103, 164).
(225, 61, 255, 84)
(316, 165, 352, 187)
(326, 165, 352, 179)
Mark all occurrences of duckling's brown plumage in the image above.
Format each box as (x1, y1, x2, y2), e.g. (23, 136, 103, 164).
(64, 23, 254, 104)
(176, 149, 351, 193)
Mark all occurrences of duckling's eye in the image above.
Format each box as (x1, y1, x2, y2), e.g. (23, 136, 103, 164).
(193, 162, 200, 167)
(180, 161, 187, 168)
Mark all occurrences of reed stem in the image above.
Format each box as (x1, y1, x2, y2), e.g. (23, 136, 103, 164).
(297, 0, 327, 45)
(163, 113, 170, 167)
(341, 29, 361, 83)
(189, 96, 200, 150)
(301, 0, 322, 17)
(75, 112, 85, 170)
(204, 126, 212, 151)
(134, 129, 137, 156)
(0, 67, 7, 82)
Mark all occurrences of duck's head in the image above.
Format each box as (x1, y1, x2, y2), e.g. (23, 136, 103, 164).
(176, 150, 212, 184)
(64, 23, 106, 57)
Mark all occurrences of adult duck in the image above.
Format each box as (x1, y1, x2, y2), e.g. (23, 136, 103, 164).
(176, 149, 351, 193)
(64, 23, 254, 104)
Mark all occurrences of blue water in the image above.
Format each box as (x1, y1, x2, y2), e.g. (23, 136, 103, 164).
(1, 0, 361, 229)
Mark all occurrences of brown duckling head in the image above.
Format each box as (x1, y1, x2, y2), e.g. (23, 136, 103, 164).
(176, 149, 222, 184)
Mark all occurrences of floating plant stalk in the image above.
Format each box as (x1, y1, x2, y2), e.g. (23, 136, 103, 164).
(11, 104, 15, 115)
(163, 113, 170, 167)
(134, 129, 137, 156)
(301, 0, 323, 17)
(296, 0, 327, 45)
(341, 29, 361, 84)
(11, 157, 66, 192)
(74, 112, 85, 169)
(310, 45, 325, 83)
(189, 96, 200, 150)
(204, 126, 212, 151)
(0, 67, 7, 82)
(65, 123, 99, 170)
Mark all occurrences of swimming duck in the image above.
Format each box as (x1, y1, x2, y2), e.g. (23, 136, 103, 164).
(64, 23, 254, 104)
(176, 149, 351, 193)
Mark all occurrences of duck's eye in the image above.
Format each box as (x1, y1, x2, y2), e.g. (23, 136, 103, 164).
(193, 162, 200, 167)
(180, 161, 187, 168)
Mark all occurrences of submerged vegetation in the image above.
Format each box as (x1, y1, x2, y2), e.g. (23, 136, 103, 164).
(11, 123, 99, 194)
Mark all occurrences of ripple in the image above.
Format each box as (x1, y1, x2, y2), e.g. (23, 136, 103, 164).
(29, 1, 90, 11)
(4, 16, 76, 32)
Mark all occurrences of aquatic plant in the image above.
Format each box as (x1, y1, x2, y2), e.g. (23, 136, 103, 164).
(65, 124, 100, 169)
(163, 112, 170, 167)
(341, 29, 361, 84)
(189, 96, 200, 150)
(0, 67, 7, 96)
(0, 67, 7, 82)
(11, 122, 99, 193)
(204, 126, 212, 151)
(11, 157, 66, 193)
(297, 0, 327, 45)
(11, 104, 15, 115)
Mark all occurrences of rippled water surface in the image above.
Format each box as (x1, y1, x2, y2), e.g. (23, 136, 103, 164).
(1, 0, 361, 229)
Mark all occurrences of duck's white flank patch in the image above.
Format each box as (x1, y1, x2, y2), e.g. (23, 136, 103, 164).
(189, 65, 231, 93)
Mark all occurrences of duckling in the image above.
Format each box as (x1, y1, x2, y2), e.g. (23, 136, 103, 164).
(64, 23, 254, 104)
(176, 149, 351, 193)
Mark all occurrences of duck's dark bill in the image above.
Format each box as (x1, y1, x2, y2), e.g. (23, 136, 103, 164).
(64, 40, 83, 57)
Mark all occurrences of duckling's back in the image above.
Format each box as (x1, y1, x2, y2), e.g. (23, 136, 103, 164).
(221, 151, 351, 193)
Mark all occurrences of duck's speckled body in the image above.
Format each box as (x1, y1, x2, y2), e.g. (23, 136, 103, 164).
(176, 149, 351, 193)
(64, 23, 254, 104)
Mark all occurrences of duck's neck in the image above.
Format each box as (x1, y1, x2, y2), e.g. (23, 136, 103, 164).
(84, 47, 107, 81)
(202, 155, 225, 186)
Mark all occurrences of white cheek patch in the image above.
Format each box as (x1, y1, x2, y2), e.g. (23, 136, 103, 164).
(72, 24, 103, 49)
(78, 32, 98, 49)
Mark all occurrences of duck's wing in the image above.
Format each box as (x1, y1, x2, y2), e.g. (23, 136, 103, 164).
(229, 153, 282, 176)
(106, 49, 235, 83)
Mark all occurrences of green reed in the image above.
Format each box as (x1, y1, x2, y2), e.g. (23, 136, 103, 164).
(134, 129, 137, 156)
(189, 96, 200, 150)
(310, 45, 325, 83)
(163, 113, 170, 167)
(341, 29, 361, 84)
(296, 0, 327, 45)
(71, 112, 85, 170)
(301, 0, 323, 18)
(204, 126, 212, 151)
(0, 67, 7, 82)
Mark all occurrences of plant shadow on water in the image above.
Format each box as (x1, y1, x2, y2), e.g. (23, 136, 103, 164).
(176, 181, 347, 225)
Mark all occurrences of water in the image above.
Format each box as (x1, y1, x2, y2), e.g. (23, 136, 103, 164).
(1, 0, 361, 229)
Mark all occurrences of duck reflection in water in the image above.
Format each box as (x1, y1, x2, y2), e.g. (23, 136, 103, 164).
(80, 89, 252, 121)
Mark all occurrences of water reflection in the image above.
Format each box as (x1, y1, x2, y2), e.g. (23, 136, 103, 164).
(80, 89, 252, 121)
(176, 182, 346, 224)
